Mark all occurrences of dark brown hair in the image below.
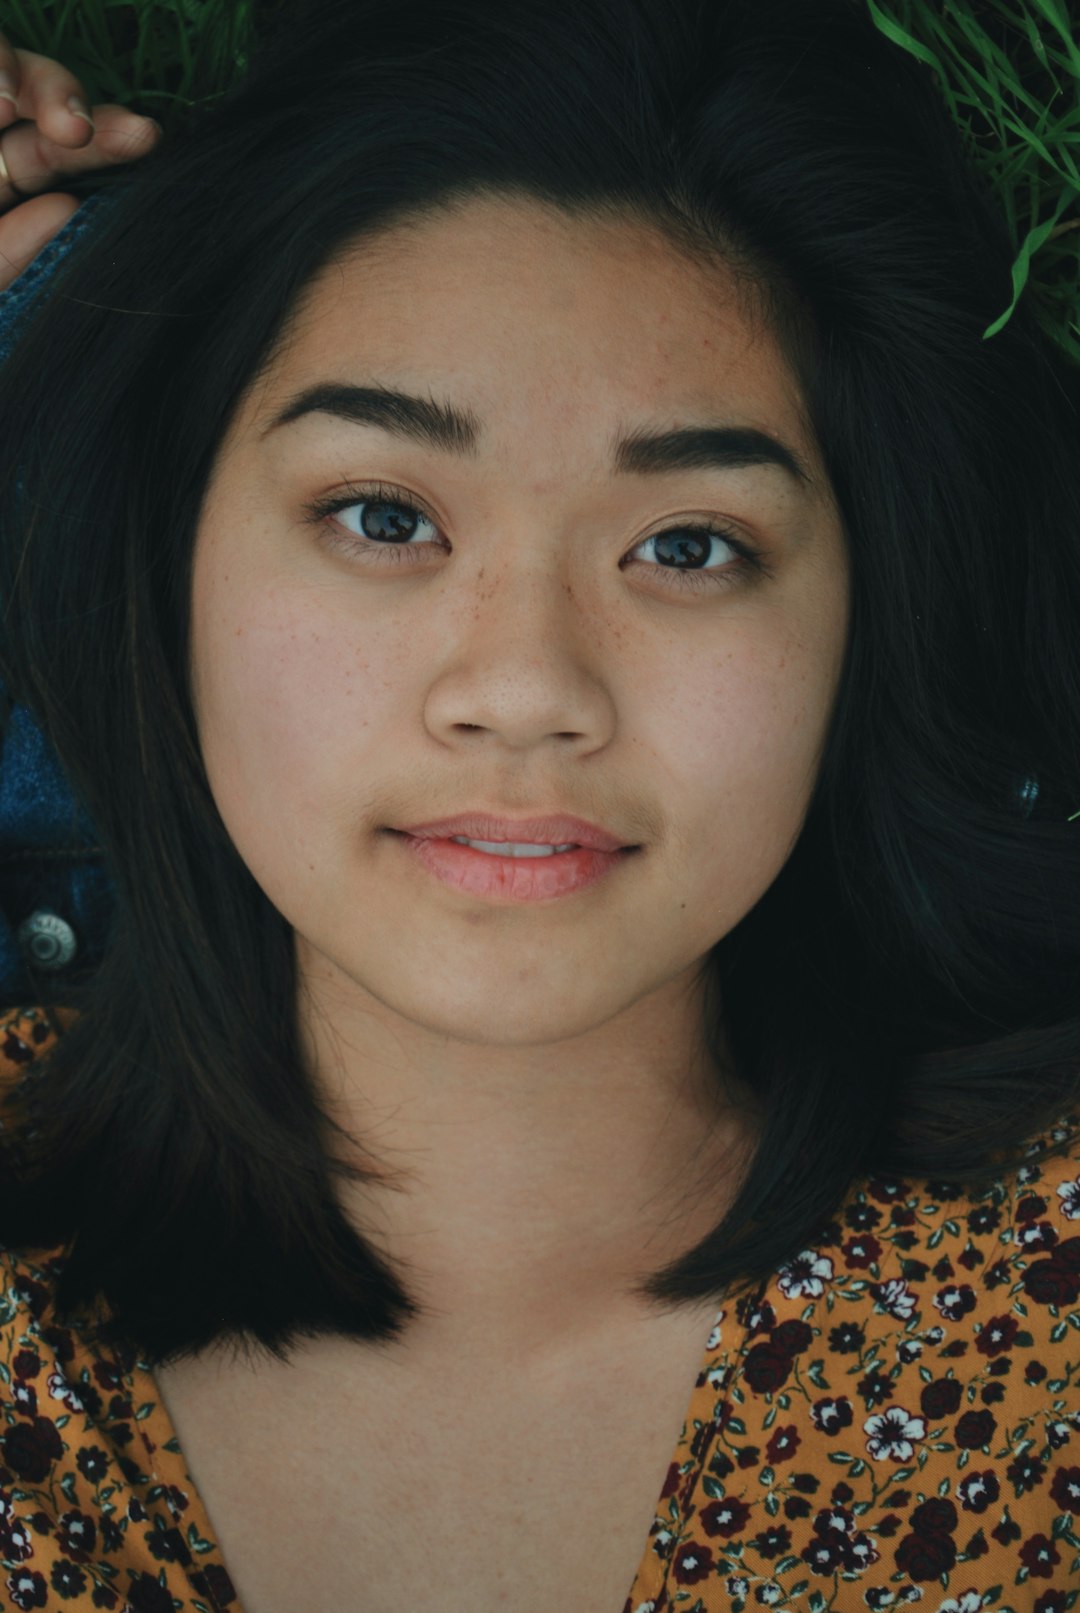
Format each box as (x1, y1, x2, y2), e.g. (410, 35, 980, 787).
(0, 0, 1077, 1367)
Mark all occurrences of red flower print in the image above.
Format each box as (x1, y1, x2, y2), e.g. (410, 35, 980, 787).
(92, 1358, 125, 1391)
(742, 1340, 793, 1394)
(1006, 1452, 1046, 1494)
(1, 1417, 63, 1483)
(5, 1568, 47, 1610)
(919, 1377, 963, 1420)
(842, 1235, 882, 1270)
(1022, 1255, 1080, 1306)
(1017, 1221, 1058, 1253)
(800, 1534, 853, 1575)
(189, 1566, 237, 1607)
(967, 1202, 1001, 1233)
(57, 1509, 97, 1563)
(810, 1396, 853, 1436)
(698, 1496, 751, 1538)
(1019, 1533, 1061, 1578)
(750, 1524, 791, 1559)
(126, 1571, 176, 1613)
(957, 1469, 1000, 1512)
(910, 1497, 956, 1535)
(827, 1320, 865, 1353)
(50, 1561, 87, 1600)
(772, 1320, 813, 1356)
(672, 1541, 715, 1584)
(954, 1409, 997, 1450)
(1050, 1465, 1080, 1513)
(866, 1176, 909, 1203)
(764, 1424, 800, 1463)
(0, 1517, 34, 1565)
(932, 1283, 977, 1321)
(974, 1314, 1019, 1357)
(893, 1528, 956, 1581)
(736, 1297, 776, 1336)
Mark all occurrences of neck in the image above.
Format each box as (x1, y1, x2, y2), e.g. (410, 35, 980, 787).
(299, 960, 755, 1348)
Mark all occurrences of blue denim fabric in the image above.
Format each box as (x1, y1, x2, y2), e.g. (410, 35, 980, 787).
(0, 190, 121, 1004)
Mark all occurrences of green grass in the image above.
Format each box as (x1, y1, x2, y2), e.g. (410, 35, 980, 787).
(0, 0, 1076, 365)
(867, 0, 1078, 362)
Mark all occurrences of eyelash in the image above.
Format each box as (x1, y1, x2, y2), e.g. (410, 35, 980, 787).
(301, 479, 771, 594)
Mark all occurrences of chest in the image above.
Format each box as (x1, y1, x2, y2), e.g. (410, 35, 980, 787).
(154, 1308, 717, 1613)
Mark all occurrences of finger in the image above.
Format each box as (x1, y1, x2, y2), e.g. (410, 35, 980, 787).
(0, 39, 101, 149)
(0, 107, 161, 200)
(0, 190, 80, 292)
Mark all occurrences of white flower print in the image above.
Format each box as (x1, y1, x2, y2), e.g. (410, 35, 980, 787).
(874, 1278, 918, 1321)
(932, 1594, 983, 1613)
(46, 1369, 84, 1412)
(864, 1405, 927, 1461)
(1056, 1176, 1080, 1219)
(776, 1250, 834, 1298)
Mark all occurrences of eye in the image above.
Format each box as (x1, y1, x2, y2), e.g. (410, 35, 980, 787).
(302, 479, 771, 594)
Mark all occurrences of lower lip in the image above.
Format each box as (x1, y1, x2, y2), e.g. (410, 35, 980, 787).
(391, 833, 636, 902)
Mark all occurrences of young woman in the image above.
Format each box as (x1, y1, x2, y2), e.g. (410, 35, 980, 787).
(0, 2, 1077, 1609)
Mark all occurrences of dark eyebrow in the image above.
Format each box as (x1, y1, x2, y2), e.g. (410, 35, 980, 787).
(260, 381, 813, 488)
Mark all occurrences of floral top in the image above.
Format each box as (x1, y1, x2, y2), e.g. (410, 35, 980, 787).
(0, 1006, 1076, 1613)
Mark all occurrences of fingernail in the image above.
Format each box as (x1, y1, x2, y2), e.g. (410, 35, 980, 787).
(0, 70, 16, 100)
(67, 95, 95, 130)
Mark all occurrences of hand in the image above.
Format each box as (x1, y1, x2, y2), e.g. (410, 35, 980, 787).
(0, 29, 162, 293)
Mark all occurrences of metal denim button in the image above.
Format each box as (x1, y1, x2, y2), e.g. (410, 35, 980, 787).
(16, 910, 77, 971)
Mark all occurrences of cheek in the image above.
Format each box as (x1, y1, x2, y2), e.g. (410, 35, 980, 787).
(656, 625, 838, 896)
(189, 546, 398, 868)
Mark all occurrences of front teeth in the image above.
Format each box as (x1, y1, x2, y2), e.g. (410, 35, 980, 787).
(451, 837, 578, 857)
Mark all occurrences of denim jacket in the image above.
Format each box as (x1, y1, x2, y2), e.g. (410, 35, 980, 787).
(0, 190, 120, 1006)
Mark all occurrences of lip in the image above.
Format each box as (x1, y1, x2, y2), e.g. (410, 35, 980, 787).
(392, 833, 635, 903)
(392, 813, 635, 853)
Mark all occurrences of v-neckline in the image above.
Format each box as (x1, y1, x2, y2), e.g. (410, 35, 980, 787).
(124, 1295, 741, 1613)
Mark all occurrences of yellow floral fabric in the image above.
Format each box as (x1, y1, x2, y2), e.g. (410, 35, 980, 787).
(0, 1005, 1076, 1612)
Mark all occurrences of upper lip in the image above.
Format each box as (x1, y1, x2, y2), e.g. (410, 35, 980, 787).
(394, 813, 635, 852)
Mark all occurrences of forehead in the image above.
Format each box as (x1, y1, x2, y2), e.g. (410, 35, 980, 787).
(248, 192, 815, 474)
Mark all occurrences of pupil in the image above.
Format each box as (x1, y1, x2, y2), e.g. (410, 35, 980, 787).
(361, 501, 417, 542)
(655, 529, 709, 569)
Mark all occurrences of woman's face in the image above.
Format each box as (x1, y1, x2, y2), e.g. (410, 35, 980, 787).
(190, 192, 850, 1052)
